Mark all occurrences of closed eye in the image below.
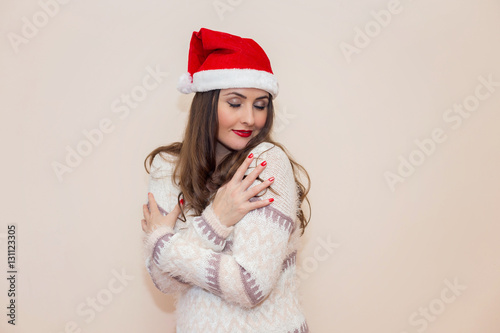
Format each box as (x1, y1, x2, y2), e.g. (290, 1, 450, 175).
(228, 103, 240, 108)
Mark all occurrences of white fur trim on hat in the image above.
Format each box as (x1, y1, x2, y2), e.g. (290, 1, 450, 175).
(177, 72, 194, 94)
(182, 69, 279, 98)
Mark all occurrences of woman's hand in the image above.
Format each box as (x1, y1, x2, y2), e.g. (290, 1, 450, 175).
(212, 153, 275, 228)
(141, 192, 182, 233)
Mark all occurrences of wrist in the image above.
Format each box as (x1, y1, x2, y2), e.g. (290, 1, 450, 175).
(143, 225, 174, 260)
(203, 203, 234, 239)
(212, 206, 226, 228)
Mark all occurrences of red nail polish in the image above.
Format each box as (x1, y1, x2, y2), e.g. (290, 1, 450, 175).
(180, 199, 184, 205)
(269, 198, 274, 202)
(248, 153, 253, 158)
(261, 161, 267, 166)
(268, 177, 275, 182)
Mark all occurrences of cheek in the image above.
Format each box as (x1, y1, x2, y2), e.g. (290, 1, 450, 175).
(217, 106, 234, 130)
(256, 112, 268, 128)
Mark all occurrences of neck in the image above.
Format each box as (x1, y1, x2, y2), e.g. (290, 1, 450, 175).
(215, 141, 231, 167)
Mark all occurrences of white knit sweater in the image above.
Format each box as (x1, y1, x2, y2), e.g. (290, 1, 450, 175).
(143, 142, 309, 333)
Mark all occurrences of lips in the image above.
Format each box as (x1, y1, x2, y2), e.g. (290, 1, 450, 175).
(232, 130, 252, 137)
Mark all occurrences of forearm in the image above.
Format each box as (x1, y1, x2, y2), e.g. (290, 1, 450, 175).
(189, 201, 234, 251)
(143, 225, 191, 294)
(144, 150, 232, 294)
(143, 200, 232, 293)
(152, 199, 294, 308)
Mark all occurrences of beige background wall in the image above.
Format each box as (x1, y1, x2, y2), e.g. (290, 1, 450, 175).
(1, 0, 500, 332)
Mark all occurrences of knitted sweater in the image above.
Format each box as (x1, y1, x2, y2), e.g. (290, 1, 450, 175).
(143, 141, 309, 333)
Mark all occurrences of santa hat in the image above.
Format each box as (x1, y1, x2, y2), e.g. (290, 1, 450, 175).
(177, 28, 279, 98)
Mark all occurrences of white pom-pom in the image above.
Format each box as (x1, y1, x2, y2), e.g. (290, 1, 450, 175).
(177, 72, 193, 94)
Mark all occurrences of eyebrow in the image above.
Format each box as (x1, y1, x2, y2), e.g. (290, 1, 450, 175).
(223, 92, 269, 100)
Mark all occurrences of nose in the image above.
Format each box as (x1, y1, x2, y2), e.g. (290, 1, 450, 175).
(240, 104, 255, 127)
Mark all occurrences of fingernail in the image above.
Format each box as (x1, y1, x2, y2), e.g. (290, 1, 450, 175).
(269, 198, 274, 202)
(268, 177, 275, 182)
(261, 161, 267, 166)
(180, 199, 184, 205)
(248, 153, 253, 158)
(148, 192, 151, 196)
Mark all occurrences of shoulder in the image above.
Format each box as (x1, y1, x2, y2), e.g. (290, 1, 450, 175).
(245, 141, 292, 176)
(251, 141, 288, 161)
(150, 151, 178, 178)
(247, 142, 299, 220)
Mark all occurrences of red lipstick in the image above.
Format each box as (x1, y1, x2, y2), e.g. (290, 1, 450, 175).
(232, 130, 252, 137)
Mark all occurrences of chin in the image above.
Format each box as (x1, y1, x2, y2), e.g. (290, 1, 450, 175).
(230, 142, 248, 151)
(219, 132, 259, 151)
(224, 139, 251, 151)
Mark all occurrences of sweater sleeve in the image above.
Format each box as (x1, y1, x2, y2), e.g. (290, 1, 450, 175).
(143, 225, 191, 294)
(142, 152, 192, 294)
(143, 152, 234, 294)
(150, 144, 299, 308)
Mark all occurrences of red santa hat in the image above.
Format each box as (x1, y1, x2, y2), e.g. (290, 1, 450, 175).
(177, 28, 279, 98)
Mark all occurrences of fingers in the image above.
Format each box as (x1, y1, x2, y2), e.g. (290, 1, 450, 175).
(248, 196, 275, 211)
(171, 203, 182, 218)
(146, 192, 158, 214)
(142, 204, 150, 220)
(231, 152, 256, 184)
(142, 196, 184, 233)
(240, 159, 269, 190)
(246, 175, 275, 198)
(142, 205, 151, 233)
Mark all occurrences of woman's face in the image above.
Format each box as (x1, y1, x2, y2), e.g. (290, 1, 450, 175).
(216, 88, 269, 151)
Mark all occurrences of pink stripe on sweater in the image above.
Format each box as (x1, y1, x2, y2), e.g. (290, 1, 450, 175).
(239, 265, 265, 306)
(249, 196, 294, 234)
(153, 233, 174, 265)
(289, 321, 309, 333)
(206, 253, 223, 296)
(194, 215, 226, 246)
(282, 251, 297, 272)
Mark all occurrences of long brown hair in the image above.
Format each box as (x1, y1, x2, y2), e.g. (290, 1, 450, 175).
(144, 89, 311, 234)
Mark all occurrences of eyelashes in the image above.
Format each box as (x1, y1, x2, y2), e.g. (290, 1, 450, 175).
(228, 103, 266, 110)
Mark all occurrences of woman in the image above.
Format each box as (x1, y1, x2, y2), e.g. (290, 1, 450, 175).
(141, 28, 311, 333)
